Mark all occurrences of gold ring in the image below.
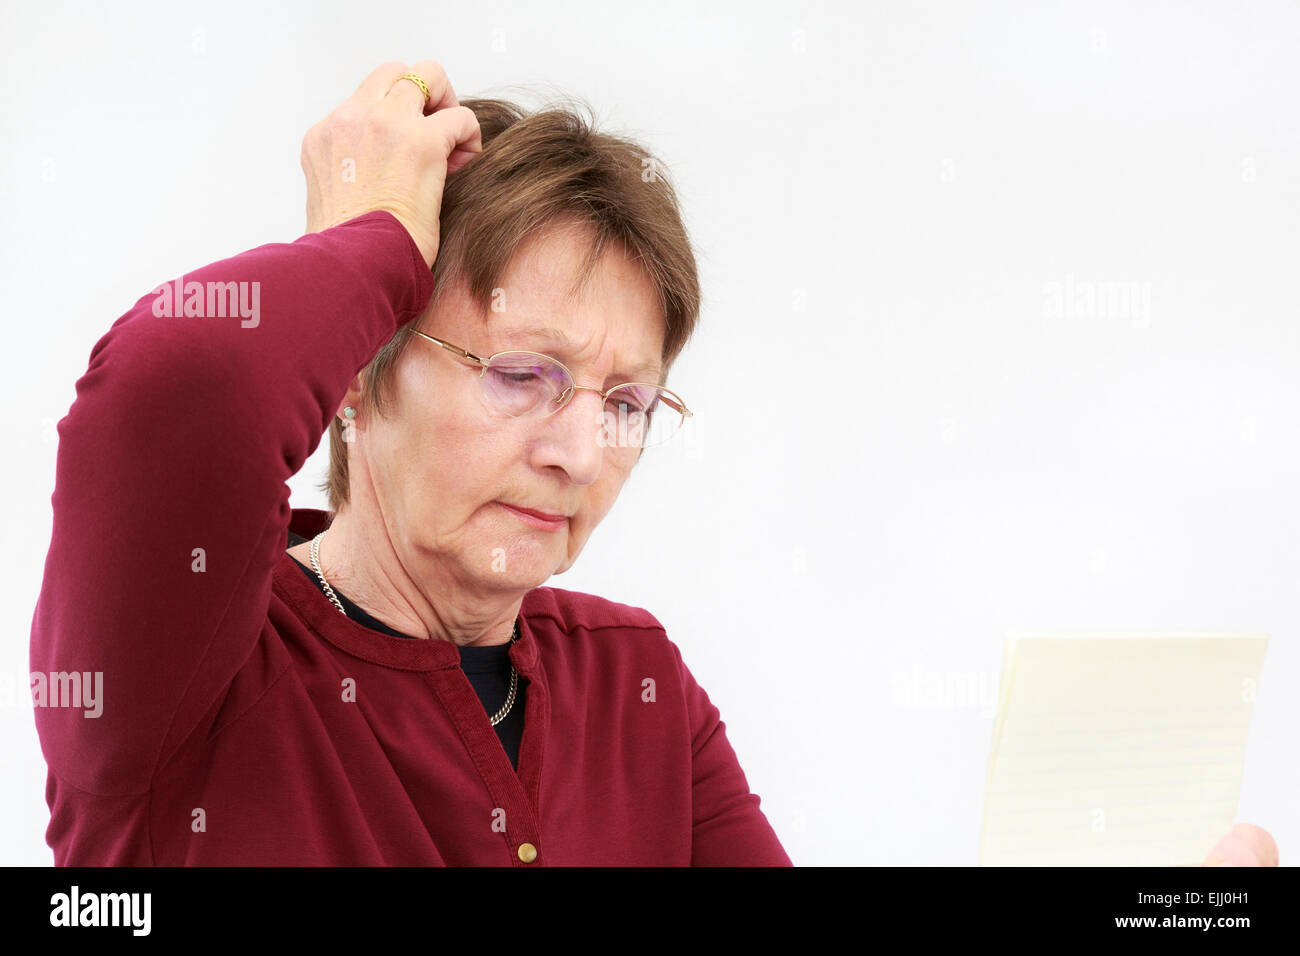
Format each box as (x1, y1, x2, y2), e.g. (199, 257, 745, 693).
(393, 72, 432, 108)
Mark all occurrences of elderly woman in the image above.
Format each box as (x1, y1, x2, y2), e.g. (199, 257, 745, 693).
(29, 60, 791, 866)
(31, 60, 1280, 871)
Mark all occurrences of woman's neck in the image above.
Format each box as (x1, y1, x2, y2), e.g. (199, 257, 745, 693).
(289, 506, 520, 647)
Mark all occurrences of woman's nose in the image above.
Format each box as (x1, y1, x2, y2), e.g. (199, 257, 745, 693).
(551, 385, 609, 440)
(538, 386, 607, 483)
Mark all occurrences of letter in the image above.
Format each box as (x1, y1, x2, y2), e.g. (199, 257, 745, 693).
(240, 280, 260, 329)
(79, 890, 99, 927)
(151, 283, 173, 317)
(978, 671, 997, 719)
(1131, 282, 1151, 328)
(1098, 280, 1125, 319)
(82, 671, 102, 719)
(921, 669, 944, 708)
(341, 677, 356, 702)
(183, 280, 206, 317)
(889, 664, 914, 709)
(101, 892, 129, 927)
(952, 671, 980, 710)
(1072, 276, 1096, 318)
(596, 409, 616, 448)
(52, 671, 80, 709)
(207, 280, 239, 318)
(133, 893, 151, 937)
(30, 671, 47, 708)
(641, 677, 656, 702)
(49, 892, 70, 927)
(1042, 280, 1063, 319)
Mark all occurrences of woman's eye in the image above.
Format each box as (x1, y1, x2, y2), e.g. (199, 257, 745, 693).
(497, 371, 541, 386)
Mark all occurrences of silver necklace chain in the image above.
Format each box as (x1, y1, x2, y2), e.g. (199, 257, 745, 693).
(308, 530, 519, 726)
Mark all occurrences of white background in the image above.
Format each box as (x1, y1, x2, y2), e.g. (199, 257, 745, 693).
(3, 0, 1297, 866)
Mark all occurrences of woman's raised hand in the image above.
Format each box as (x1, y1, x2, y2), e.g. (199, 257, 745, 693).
(300, 60, 482, 270)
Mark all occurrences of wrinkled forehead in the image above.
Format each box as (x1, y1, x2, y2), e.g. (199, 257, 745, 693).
(479, 227, 666, 382)
(489, 322, 664, 385)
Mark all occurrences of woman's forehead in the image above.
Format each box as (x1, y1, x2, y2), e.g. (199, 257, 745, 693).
(493, 322, 663, 383)
(426, 228, 665, 375)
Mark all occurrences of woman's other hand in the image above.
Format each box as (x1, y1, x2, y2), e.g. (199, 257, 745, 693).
(300, 60, 482, 270)
(1201, 823, 1279, 866)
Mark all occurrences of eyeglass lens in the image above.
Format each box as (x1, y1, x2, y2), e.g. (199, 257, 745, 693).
(481, 352, 682, 449)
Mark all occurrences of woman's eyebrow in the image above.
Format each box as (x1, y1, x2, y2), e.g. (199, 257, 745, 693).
(502, 325, 662, 382)
(502, 324, 572, 346)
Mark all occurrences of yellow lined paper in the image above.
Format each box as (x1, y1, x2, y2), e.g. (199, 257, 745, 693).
(979, 633, 1268, 866)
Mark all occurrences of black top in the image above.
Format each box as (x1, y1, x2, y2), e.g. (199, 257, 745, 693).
(286, 531, 525, 771)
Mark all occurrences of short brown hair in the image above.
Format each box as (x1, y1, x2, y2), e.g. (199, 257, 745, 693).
(318, 94, 702, 514)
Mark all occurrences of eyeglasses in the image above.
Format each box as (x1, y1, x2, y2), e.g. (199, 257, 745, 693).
(410, 329, 693, 453)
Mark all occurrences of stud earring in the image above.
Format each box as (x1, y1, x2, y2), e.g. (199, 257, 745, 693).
(343, 406, 356, 419)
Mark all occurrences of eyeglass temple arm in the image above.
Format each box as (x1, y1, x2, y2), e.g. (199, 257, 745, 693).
(410, 329, 486, 367)
(658, 391, 692, 417)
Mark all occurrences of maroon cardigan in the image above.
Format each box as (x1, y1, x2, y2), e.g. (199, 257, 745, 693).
(29, 211, 791, 866)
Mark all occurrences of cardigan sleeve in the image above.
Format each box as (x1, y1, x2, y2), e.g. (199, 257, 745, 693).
(669, 639, 794, 866)
(29, 211, 434, 796)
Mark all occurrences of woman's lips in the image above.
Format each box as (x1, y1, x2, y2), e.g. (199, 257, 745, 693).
(498, 502, 569, 530)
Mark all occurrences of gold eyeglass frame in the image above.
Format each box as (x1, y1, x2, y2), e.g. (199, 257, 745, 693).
(409, 329, 693, 446)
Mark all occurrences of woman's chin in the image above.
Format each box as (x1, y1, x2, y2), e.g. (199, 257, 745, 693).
(475, 544, 565, 589)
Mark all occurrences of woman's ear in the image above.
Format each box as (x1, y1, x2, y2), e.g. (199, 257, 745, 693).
(334, 374, 366, 423)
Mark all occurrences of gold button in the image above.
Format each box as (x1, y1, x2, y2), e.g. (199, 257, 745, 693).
(517, 842, 538, 863)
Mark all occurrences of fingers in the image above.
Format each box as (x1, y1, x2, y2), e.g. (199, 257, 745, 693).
(352, 61, 410, 102)
(1231, 823, 1279, 866)
(1203, 823, 1279, 866)
(383, 59, 457, 116)
(429, 105, 483, 174)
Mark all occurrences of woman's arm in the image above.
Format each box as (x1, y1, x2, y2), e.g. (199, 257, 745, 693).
(669, 641, 795, 866)
(29, 211, 433, 795)
(29, 59, 481, 798)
